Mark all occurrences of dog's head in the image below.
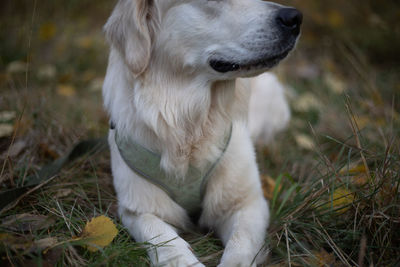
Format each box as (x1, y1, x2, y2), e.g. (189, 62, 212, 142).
(105, 0, 302, 79)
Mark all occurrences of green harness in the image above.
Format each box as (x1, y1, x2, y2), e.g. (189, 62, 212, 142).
(114, 125, 232, 217)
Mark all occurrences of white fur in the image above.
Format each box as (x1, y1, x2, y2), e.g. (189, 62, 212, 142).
(103, 0, 297, 266)
(247, 73, 290, 145)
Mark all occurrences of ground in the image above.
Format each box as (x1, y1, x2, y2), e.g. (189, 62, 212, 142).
(1, 0, 399, 266)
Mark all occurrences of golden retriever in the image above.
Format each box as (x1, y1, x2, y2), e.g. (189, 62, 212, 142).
(103, 0, 301, 266)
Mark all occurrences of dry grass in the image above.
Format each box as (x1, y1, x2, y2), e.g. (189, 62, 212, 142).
(1, 0, 399, 266)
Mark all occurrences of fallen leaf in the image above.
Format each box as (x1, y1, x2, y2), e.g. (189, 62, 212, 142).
(261, 175, 279, 200)
(324, 73, 346, 94)
(89, 77, 104, 92)
(1, 213, 55, 232)
(57, 84, 76, 97)
(330, 188, 354, 214)
(292, 92, 322, 112)
(80, 215, 118, 252)
(294, 134, 315, 150)
(0, 110, 17, 122)
(32, 237, 58, 252)
(352, 174, 369, 186)
(39, 22, 57, 41)
(327, 10, 345, 28)
(39, 143, 60, 159)
(76, 36, 94, 49)
(37, 64, 57, 80)
(55, 188, 73, 198)
(308, 249, 339, 266)
(0, 123, 14, 138)
(6, 61, 27, 74)
(339, 164, 366, 174)
(339, 164, 369, 186)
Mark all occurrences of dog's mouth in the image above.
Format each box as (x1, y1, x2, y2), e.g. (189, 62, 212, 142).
(209, 47, 293, 73)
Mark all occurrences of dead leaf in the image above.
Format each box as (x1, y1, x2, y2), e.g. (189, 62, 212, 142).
(308, 249, 339, 266)
(76, 36, 94, 49)
(324, 73, 346, 94)
(294, 134, 315, 150)
(1, 213, 55, 232)
(39, 143, 60, 159)
(89, 77, 104, 92)
(6, 61, 27, 74)
(32, 237, 58, 252)
(353, 174, 369, 186)
(0, 110, 17, 122)
(292, 92, 322, 112)
(37, 64, 57, 80)
(39, 22, 57, 41)
(80, 215, 118, 252)
(339, 164, 369, 186)
(57, 84, 76, 97)
(55, 188, 73, 198)
(0, 123, 14, 138)
(329, 188, 354, 214)
(327, 10, 344, 28)
(261, 175, 279, 200)
(339, 164, 367, 174)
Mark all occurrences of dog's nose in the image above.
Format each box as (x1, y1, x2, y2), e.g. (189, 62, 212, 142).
(276, 8, 303, 33)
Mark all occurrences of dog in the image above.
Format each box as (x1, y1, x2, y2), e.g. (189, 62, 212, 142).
(103, 0, 301, 266)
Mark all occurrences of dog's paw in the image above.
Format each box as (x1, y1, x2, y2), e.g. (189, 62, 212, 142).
(154, 248, 205, 267)
(217, 261, 255, 267)
(158, 255, 205, 267)
(217, 254, 257, 267)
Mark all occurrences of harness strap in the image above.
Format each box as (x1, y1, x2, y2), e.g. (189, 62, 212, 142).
(114, 125, 232, 217)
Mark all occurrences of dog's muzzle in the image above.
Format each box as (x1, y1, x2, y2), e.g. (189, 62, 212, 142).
(276, 8, 303, 36)
(209, 7, 303, 74)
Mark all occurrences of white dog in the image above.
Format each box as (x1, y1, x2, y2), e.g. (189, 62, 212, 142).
(103, 0, 301, 266)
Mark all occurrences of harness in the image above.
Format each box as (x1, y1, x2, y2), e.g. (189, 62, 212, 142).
(113, 125, 232, 217)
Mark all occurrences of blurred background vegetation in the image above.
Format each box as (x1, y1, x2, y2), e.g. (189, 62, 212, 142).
(1, 0, 399, 266)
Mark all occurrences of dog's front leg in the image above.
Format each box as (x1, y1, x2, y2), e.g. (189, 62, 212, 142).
(120, 208, 204, 267)
(217, 197, 269, 267)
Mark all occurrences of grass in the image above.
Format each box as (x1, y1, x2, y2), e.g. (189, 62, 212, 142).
(1, 0, 399, 266)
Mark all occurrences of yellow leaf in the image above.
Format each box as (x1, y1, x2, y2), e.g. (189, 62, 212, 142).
(261, 175, 279, 200)
(327, 10, 344, 28)
(309, 249, 337, 266)
(76, 36, 94, 49)
(80, 215, 118, 252)
(330, 188, 354, 214)
(353, 174, 368, 186)
(339, 164, 369, 186)
(339, 164, 366, 175)
(57, 84, 76, 97)
(39, 22, 57, 41)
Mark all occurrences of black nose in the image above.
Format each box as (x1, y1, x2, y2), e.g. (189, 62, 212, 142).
(276, 8, 303, 33)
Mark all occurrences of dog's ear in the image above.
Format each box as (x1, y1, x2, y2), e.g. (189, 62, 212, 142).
(104, 0, 156, 76)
